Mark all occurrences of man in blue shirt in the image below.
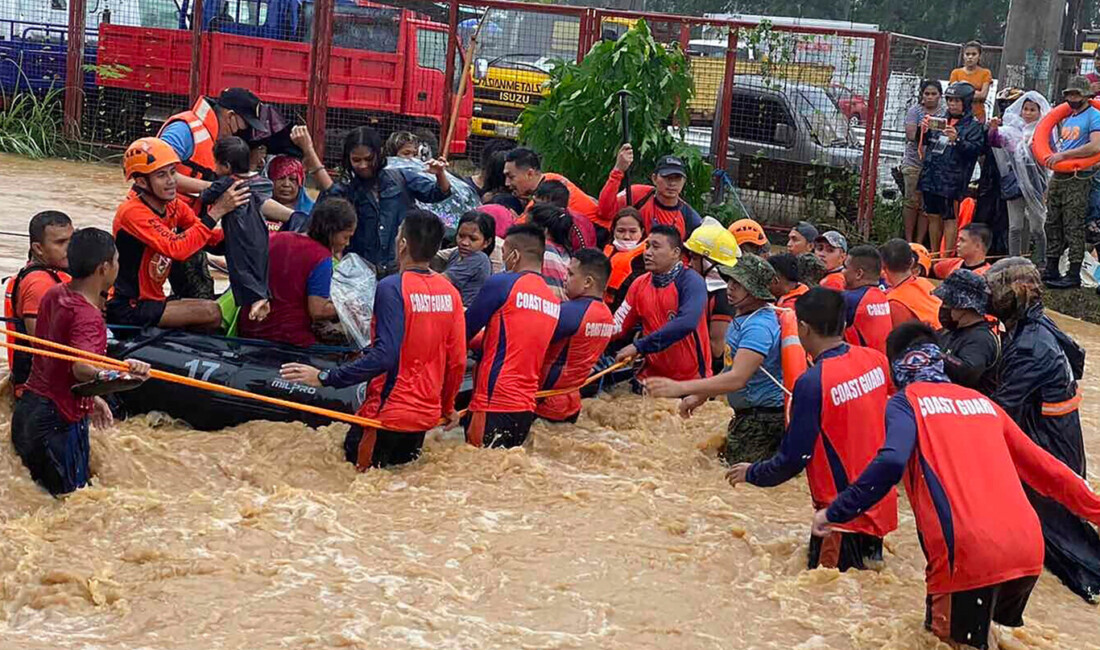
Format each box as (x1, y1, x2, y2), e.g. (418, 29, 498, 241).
(1043, 76, 1100, 289)
(644, 254, 786, 463)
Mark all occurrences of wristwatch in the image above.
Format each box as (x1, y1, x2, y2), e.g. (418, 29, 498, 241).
(317, 370, 330, 386)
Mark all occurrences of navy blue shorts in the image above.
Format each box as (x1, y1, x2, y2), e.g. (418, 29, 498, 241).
(11, 392, 91, 496)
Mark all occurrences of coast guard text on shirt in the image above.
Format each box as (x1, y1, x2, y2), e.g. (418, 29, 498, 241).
(829, 366, 887, 406)
(516, 292, 561, 318)
(410, 292, 456, 313)
(917, 394, 998, 418)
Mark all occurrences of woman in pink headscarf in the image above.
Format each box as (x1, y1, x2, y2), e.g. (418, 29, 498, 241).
(268, 155, 315, 223)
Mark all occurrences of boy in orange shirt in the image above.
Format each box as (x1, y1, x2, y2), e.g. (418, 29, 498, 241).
(949, 41, 992, 123)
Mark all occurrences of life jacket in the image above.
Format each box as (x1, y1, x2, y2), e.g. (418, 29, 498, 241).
(887, 275, 942, 328)
(845, 286, 892, 354)
(603, 242, 645, 304)
(776, 283, 808, 309)
(776, 306, 809, 425)
(3, 264, 67, 387)
(158, 97, 219, 211)
(820, 268, 846, 291)
(932, 257, 990, 279)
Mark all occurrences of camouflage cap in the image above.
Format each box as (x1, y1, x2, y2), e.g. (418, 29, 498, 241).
(1063, 75, 1091, 96)
(718, 253, 776, 301)
(932, 269, 990, 315)
(796, 252, 827, 286)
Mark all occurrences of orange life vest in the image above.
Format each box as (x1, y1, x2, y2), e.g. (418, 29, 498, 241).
(887, 275, 942, 328)
(932, 257, 990, 280)
(776, 306, 809, 425)
(158, 97, 220, 211)
(776, 283, 809, 309)
(603, 242, 645, 304)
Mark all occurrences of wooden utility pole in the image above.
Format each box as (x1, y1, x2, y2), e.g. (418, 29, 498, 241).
(999, 0, 1067, 97)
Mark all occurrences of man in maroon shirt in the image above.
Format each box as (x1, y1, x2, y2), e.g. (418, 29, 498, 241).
(12, 228, 149, 496)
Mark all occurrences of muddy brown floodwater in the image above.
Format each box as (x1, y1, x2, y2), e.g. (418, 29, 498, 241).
(0, 152, 1098, 649)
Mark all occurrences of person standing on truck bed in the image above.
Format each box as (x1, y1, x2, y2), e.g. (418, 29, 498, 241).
(504, 148, 601, 230)
(318, 126, 452, 276)
(599, 144, 702, 241)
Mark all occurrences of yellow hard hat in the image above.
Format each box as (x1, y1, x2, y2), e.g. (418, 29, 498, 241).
(685, 216, 741, 267)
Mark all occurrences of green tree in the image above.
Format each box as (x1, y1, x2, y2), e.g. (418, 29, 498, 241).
(518, 20, 711, 209)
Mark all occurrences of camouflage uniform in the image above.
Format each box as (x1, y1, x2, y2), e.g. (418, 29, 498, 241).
(721, 409, 786, 464)
(1046, 172, 1092, 268)
(716, 254, 787, 465)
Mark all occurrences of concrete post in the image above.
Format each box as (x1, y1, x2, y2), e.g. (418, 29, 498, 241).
(999, 0, 1066, 97)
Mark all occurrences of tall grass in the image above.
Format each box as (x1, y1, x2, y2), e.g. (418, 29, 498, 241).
(0, 84, 64, 159)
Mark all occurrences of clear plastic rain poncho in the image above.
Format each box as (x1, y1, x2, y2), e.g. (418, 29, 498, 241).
(991, 91, 1052, 220)
(385, 156, 483, 232)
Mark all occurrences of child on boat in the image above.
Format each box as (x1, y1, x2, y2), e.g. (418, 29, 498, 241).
(202, 136, 271, 323)
(445, 210, 494, 307)
(12, 228, 150, 496)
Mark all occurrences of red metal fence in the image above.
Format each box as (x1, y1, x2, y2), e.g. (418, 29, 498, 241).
(19, 0, 899, 233)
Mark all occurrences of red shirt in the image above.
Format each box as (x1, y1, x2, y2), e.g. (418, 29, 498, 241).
(466, 271, 561, 413)
(536, 297, 615, 420)
(321, 270, 466, 431)
(843, 286, 892, 355)
(902, 383, 1100, 593)
(239, 232, 332, 347)
(598, 169, 702, 238)
(613, 268, 711, 381)
(24, 284, 107, 423)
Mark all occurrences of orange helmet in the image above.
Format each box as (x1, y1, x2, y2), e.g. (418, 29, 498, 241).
(909, 243, 932, 276)
(728, 219, 768, 248)
(123, 137, 180, 180)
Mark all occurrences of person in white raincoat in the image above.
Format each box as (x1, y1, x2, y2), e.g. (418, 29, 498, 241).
(988, 90, 1052, 264)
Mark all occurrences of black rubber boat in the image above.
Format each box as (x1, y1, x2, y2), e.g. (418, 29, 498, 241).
(107, 328, 365, 431)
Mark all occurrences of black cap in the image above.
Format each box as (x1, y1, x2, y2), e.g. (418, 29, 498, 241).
(211, 87, 265, 132)
(654, 155, 686, 177)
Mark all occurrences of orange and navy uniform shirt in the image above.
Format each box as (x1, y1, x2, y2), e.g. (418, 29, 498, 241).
(827, 380, 1100, 594)
(776, 283, 809, 309)
(748, 344, 898, 539)
(820, 268, 846, 291)
(598, 169, 703, 238)
(842, 286, 892, 355)
(613, 268, 712, 381)
(536, 296, 615, 421)
(112, 193, 224, 303)
(932, 257, 990, 280)
(320, 270, 466, 432)
(466, 271, 560, 413)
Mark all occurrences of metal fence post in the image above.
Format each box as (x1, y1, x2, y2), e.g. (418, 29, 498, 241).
(858, 32, 890, 238)
(189, 0, 204, 103)
(712, 24, 738, 184)
(63, 0, 88, 140)
(441, 0, 460, 151)
(307, 0, 334, 160)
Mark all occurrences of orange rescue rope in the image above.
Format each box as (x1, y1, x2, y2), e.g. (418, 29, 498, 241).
(1, 329, 631, 430)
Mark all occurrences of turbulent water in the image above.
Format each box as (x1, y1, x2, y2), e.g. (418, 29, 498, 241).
(0, 153, 1098, 649)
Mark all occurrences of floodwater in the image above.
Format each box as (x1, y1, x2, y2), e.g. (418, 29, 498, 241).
(0, 152, 1098, 649)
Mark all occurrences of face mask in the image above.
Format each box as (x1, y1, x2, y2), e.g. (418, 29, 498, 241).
(614, 239, 641, 252)
(1069, 99, 1087, 111)
(505, 250, 520, 272)
(938, 306, 957, 330)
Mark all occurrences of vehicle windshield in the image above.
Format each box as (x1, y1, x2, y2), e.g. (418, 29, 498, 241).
(792, 86, 854, 147)
(474, 11, 578, 63)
